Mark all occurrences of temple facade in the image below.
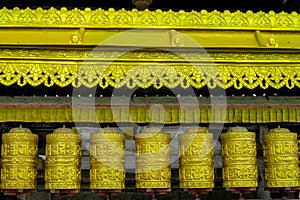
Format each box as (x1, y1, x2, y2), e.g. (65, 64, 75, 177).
(0, 1, 300, 199)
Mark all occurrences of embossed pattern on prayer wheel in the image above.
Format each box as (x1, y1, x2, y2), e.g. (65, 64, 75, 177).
(90, 128, 125, 189)
(221, 127, 258, 188)
(179, 128, 214, 189)
(263, 128, 299, 188)
(1, 127, 38, 189)
(135, 128, 171, 189)
(45, 127, 82, 189)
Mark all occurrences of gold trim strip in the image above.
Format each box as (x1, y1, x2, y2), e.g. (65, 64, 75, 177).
(0, 96, 300, 123)
(0, 8, 299, 30)
(0, 62, 300, 89)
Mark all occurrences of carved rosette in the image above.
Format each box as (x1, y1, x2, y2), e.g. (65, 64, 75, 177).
(135, 128, 171, 189)
(45, 128, 82, 190)
(263, 128, 299, 188)
(90, 128, 125, 189)
(1, 127, 38, 189)
(221, 127, 258, 188)
(178, 128, 214, 188)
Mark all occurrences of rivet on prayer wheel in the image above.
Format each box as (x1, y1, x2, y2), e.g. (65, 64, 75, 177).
(263, 127, 299, 188)
(90, 128, 125, 190)
(45, 127, 82, 190)
(179, 128, 214, 189)
(221, 126, 258, 188)
(135, 128, 171, 190)
(1, 127, 38, 189)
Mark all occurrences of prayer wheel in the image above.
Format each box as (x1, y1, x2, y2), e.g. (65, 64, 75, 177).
(263, 127, 299, 188)
(1, 127, 38, 189)
(179, 128, 214, 189)
(45, 127, 82, 190)
(221, 127, 258, 188)
(90, 128, 125, 189)
(135, 128, 171, 189)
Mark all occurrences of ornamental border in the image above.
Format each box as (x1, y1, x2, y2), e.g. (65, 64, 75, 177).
(0, 7, 299, 30)
(0, 62, 300, 89)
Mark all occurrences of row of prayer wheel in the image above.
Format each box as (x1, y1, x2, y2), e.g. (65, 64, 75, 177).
(0, 126, 299, 191)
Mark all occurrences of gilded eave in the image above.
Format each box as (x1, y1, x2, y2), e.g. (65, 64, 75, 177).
(0, 7, 300, 89)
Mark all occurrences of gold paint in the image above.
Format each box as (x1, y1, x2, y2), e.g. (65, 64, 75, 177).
(263, 128, 299, 188)
(0, 96, 300, 124)
(0, 8, 298, 30)
(135, 128, 171, 189)
(45, 127, 82, 189)
(90, 128, 125, 189)
(69, 28, 85, 44)
(221, 127, 258, 188)
(0, 57, 299, 89)
(179, 128, 214, 189)
(0, 8, 298, 89)
(1, 127, 38, 189)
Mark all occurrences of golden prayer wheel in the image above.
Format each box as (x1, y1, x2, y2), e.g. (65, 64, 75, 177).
(178, 128, 214, 189)
(90, 128, 125, 189)
(221, 127, 258, 188)
(1, 127, 38, 189)
(263, 127, 299, 188)
(135, 128, 171, 189)
(45, 127, 82, 190)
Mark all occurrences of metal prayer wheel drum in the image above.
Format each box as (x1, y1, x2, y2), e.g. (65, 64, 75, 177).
(221, 127, 258, 188)
(45, 127, 82, 190)
(1, 127, 38, 189)
(90, 128, 125, 189)
(135, 128, 171, 189)
(179, 128, 214, 189)
(263, 128, 299, 188)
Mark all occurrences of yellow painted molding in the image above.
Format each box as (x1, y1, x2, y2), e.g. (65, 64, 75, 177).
(0, 49, 300, 89)
(0, 96, 299, 124)
(1, 48, 300, 62)
(0, 8, 299, 48)
(0, 7, 299, 30)
(0, 8, 300, 89)
(0, 61, 300, 89)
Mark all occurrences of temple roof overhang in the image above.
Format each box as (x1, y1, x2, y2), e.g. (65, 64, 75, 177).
(0, 8, 300, 89)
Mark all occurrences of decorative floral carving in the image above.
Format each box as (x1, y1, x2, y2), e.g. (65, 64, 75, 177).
(162, 11, 181, 26)
(113, 9, 133, 25)
(253, 12, 272, 28)
(183, 11, 203, 26)
(41, 8, 62, 25)
(0, 7, 298, 29)
(17, 8, 38, 25)
(275, 13, 294, 27)
(230, 12, 249, 27)
(65, 8, 85, 25)
(90, 9, 110, 25)
(207, 11, 226, 26)
(136, 11, 158, 26)
(0, 62, 299, 90)
(0, 8, 14, 24)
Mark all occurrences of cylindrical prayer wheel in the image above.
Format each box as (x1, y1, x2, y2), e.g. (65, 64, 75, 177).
(90, 128, 125, 189)
(221, 127, 258, 188)
(1, 127, 38, 189)
(136, 128, 171, 189)
(179, 128, 214, 189)
(45, 127, 82, 190)
(263, 128, 299, 188)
